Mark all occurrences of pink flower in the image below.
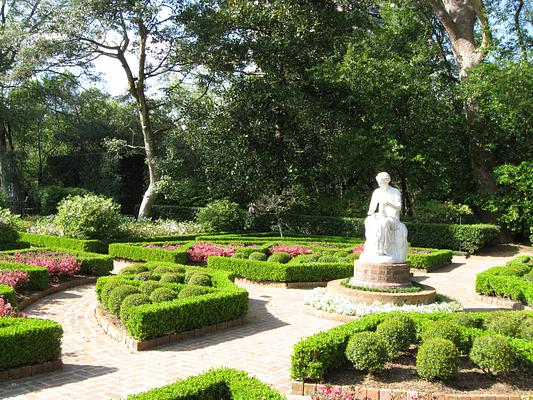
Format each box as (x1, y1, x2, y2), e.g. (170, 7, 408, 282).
(409, 249, 431, 254)
(0, 298, 27, 318)
(269, 244, 312, 258)
(312, 385, 355, 400)
(187, 243, 236, 263)
(144, 244, 182, 250)
(352, 245, 365, 253)
(0, 271, 29, 288)
(9, 252, 81, 281)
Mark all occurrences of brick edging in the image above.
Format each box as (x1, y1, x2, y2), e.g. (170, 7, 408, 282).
(290, 381, 530, 399)
(19, 277, 98, 310)
(0, 359, 63, 381)
(476, 294, 531, 310)
(235, 277, 328, 289)
(94, 304, 247, 351)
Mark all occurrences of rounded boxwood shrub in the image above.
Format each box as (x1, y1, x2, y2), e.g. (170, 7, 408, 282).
(54, 194, 122, 240)
(345, 332, 388, 373)
(133, 272, 154, 281)
(188, 273, 212, 287)
(107, 285, 139, 315)
(152, 266, 174, 275)
(101, 280, 129, 306)
(150, 287, 177, 303)
(345, 253, 359, 261)
(422, 320, 461, 348)
(119, 265, 149, 275)
(449, 312, 483, 328)
(231, 253, 248, 259)
(178, 285, 211, 299)
(484, 312, 528, 338)
(416, 338, 459, 380)
(334, 250, 350, 257)
(184, 269, 204, 283)
(138, 280, 163, 295)
(267, 252, 291, 264)
(249, 252, 267, 261)
(119, 293, 151, 323)
(160, 273, 184, 284)
(469, 335, 517, 375)
(518, 317, 533, 341)
(376, 315, 417, 358)
(318, 255, 339, 263)
(195, 199, 247, 232)
(0, 208, 20, 243)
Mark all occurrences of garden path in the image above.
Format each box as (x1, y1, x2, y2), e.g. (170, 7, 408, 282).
(0, 245, 531, 400)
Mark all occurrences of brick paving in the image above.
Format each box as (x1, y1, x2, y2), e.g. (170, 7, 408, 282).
(1, 245, 531, 400)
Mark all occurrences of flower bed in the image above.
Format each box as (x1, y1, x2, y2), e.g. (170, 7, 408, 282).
(95, 262, 248, 340)
(126, 367, 283, 399)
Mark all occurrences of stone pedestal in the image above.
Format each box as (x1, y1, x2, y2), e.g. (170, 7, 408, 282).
(349, 260, 411, 289)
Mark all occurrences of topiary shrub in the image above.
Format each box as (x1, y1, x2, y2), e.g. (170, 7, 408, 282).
(422, 320, 462, 348)
(249, 252, 267, 261)
(54, 194, 122, 240)
(150, 287, 177, 303)
(177, 285, 211, 299)
(518, 317, 533, 341)
(375, 315, 417, 358)
(0, 208, 19, 243)
(159, 273, 184, 284)
(267, 252, 291, 264)
(119, 265, 149, 275)
(133, 272, 154, 281)
(344, 331, 389, 373)
(318, 255, 340, 263)
(449, 312, 483, 328)
(345, 253, 359, 262)
(184, 269, 204, 283)
(152, 266, 174, 275)
(188, 273, 212, 287)
(416, 338, 459, 380)
(484, 312, 528, 338)
(120, 293, 151, 324)
(107, 285, 139, 315)
(195, 199, 247, 232)
(101, 280, 129, 306)
(469, 335, 517, 375)
(334, 250, 350, 257)
(231, 253, 248, 259)
(138, 280, 163, 295)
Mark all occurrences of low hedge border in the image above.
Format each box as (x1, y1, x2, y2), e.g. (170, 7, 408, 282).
(0, 284, 18, 307)
(407, 249, 453, 271)
(290, 311, 533, 382)
(0, 248, 113, 277)
(476, 256, 533, 306)
(0, 242, 31, 251)
(127, 367, 284, 399)
(0, 317, 63, 371)
(0, 262, 49, 291)
(108, 242, 191, 263)
(95, 262, 248, 340)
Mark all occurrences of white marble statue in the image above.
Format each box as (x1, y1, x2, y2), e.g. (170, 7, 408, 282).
(359, 172, 408, 264)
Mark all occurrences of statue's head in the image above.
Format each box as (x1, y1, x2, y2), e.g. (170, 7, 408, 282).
(375, 172, 391, 187)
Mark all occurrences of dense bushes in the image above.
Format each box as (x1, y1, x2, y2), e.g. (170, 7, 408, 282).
(345, 332, 388, 373)
(18, 232, 106, 253)
(0, 317, 63, 370)
(126, 368, 284, 400)
(416, 338, 459, 380)
(470, 335, 517, 374)
(375, 315, 417, 358)
(37, 185, 92, 215)
(476, 256, 533, 305)
(108, 242, 190, 263)
(196, 200, 247, 232)
(54, 194, 123, 240)
(407, 250, 453, 271)
(0, 284, 18, 306)
(0, 208, 19, 243)
(0, 262, 49, 290)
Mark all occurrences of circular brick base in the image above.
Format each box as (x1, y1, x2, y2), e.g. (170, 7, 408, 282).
(350, 261, 412, 289)
(327, 279, 436, 305)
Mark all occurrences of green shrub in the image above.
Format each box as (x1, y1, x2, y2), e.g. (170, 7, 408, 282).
(375, 315, 417, 358)
(248, 252, 267, 261)
(0, 317, 63, 370)
(318, 255, 339, 263)
(160, 273, 184, 284)
(422, 320, 462, 348)
(345, 332, 388, 373)
(188, 273, 212, 287)
(54, 194, 122, 240)
(411, 200, 476, 224)
(0, 262, 49, 291)
(344, 253, 359, 262)
(120, 293, 151, 324)
(107, 285, 140, 315)
(407, 250, 453, 271)
(177, 285, 212, 299)
(484, 312, 529, 338)
(0, 284, 18, 307)
(416, 338, 459, 380)
(119, 265, 149, 275)
(333, 250, 350, 257)
(37, 185, 92, 215)
(108, 242, 189, 264)
(138, 280, 163, 295)
(231, 252, 248, 259)
(0, 208, 19, 243)
(518, 318, 533, 341)
(449, 312, 483, 328)
(196, 200, 247, 232)
(18, 232, 107, 253)
(469, 335, 517, 375)
(133, 272, 153, 281)
(267, 252, 291, 263)
(100, 280, 130, 306)
(150, 287, 177, 303)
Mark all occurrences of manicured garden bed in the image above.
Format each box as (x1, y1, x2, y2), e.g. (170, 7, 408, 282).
(108, 241, 192, 263)
(291, 311, 533, 396)
(476, 255, 532, 306)
(126, 367, 283, 399)
(95, 262, 248, 340)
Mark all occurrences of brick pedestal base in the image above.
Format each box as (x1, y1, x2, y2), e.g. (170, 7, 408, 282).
(350, 261, 411, 289)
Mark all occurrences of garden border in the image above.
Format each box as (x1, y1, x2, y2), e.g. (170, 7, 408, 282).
(94, 304, 246, 351)
(235, 277, 328, 289)
(0, 359, 63, 382)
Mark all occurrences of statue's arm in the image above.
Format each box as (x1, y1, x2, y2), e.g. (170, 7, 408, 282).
(367, 191, 379, 215)
(386, 189, 402, 211)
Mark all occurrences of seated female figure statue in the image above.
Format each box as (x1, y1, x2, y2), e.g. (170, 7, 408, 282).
(360, 172, 408, 264)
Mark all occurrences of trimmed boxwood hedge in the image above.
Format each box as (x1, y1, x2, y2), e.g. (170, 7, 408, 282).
(0, 262, 49, 290)
(95, 262, 248, 340)
(290, 311, 533, 381)
(0, 242, 31, 251)
(0, 284, 18, 306)
(407, 249, 453, 271)
(108, 242, 191, 263)
(0, 317, 63, 370)
(19, 231, 107, 253)
(127, 367, 284, 400)
(476, 256, 533, 305)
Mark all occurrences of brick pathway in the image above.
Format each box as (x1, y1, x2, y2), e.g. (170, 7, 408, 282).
(1, 245, 531, 400)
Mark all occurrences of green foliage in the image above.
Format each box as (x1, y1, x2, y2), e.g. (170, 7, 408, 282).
(345, 332, 388, 373)
(100, 280, 130, 306)
(196, 200, 247, 232)
(54, 194, 122, 240)
(518, 318, 533, 341)
(160, 273, 184, 284)
(37, 186, 92, 215)
(318, 255, 339, 263)
(108, 242, 190, 263)
(120, 293, 151, 324)
(0, 208, 20, 243)
(483, 312, 530, 338)
(416, 338, 459, 381)
(267, 252, 291, 264)
(469, 335, 517, 375)
(422, 320, 462, 348)
(133, 272, 153, 281)
(0, 262, 49, 290)
(150, 287, 177, 303)
(411, 200, 476, 224)
(0, 317, 63, 370)
(375, 315, 417, 358)
(448, 312, 483, 329)
(126, 368, 284, 400)
(0, 284, 18, 307)
(248, 252, 267, 261)
(231, 252, 247, 259)
(178, 285, 212, 299)
(119, 265, 150, 275)
(107, 285, 139, 315)
(18, 232, 107, 253)
(188, 273, 212, 287)
(138, 280, 163, 295)
(407, 249, 453, 271)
